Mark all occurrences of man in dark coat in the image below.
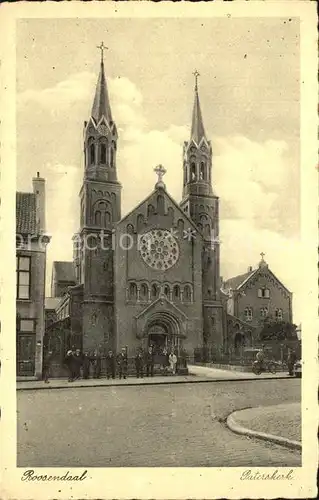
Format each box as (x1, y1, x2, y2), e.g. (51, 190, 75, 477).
(92, 350, 101, 379)
(117, 347, 128, 379)
(82, 351, 91, 379)
(146, 346, 154, 377)
(73, 348, 83, 380)
(64, 350, 75, 382)
(106, 350, 116, 379)
(287, 348, 297, 376)
(42, 350, 53, 383)
(135, 350, 144, 378)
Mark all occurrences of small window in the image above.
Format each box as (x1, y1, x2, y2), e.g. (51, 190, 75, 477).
(110, 148, 114, 167)
(140, 284, 148, 300)
(164, 285, 170, 298)
(184, 285, 192, 302)
(89, 143, 95, 165)
(260, 307, 268, 318)
(275, 308, 283, 321)
(16, 256, 31, 300)
(244, 307, 253, 321)
(151, 284, 158, 300)
(19, 319, 35, 333)
(200, 161, 206, 180)
(129, 283, 137, 300)
(191, 163, 196, 181)
(258, 288, 270, 298)
(173, 285, 180, 300)
(100, 143, 107, 164)
(95, 211, 101, 225)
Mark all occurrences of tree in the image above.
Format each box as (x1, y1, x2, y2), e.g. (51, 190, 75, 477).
(259, 317, 298, 341)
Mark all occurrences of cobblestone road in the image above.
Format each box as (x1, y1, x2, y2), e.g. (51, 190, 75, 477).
(17, 378, 301, 467)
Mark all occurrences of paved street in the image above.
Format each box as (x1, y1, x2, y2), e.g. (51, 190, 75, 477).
(17, 378, 301, 467)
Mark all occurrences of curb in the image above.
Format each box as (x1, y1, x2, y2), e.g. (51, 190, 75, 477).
(17, 374, 294, 391)
(226, 409, 302, 451)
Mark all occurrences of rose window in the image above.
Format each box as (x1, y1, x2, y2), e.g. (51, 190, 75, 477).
(139, 229, 179, 270)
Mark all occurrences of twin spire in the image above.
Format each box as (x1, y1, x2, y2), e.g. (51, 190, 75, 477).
(190, 70, 207, 145)
(90, 45, 207, 146)
(91, 42, 112, 124)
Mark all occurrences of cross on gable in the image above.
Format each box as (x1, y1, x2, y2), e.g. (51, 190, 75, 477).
(154, 164, 166, 184)
(260, 252, 265, 260)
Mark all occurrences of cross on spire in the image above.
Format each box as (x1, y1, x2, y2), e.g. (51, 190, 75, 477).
(260, 252, 265, 260)
(154, 164, 166, 184)
(193, 69, 200, 92)
(97, 41, 107, 61)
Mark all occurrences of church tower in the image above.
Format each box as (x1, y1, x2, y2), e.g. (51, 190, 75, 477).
(180, 71, 223, 350)
(74, 43, 121, 351)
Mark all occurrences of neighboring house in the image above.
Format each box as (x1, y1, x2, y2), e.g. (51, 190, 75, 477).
(222, 255, 293, 345)
(51, 261, 76, 297)
(16, 173, 50, 379)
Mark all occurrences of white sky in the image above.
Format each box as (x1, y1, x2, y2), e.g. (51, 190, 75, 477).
(16, 17, 302, 323)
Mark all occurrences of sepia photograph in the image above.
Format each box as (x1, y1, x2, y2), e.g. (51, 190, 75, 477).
(0, 2, 317, 498)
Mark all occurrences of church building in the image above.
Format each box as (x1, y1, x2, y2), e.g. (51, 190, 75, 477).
(47, 50, 225, 358)
(44, 48, 294, 370)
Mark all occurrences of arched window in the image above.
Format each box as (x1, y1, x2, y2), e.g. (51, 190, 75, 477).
(260, 307, 268, 318)
(95, 211, 101, 225)
(244, 307, 253, 321)
(140, 283, 148, 300)
(151, 284, 158, 300)
(191, 163, 196, 181)
(184, 285, 192, 302)
(157, 194, 164, 214)
(110, 147, 114, 167)
(200, 162, 206, 180)
(164, 285, 170, 298)
(112, 140, 117, 151)
(173, 285, 180, 300)
(129, 282, 137, 300)
(89, 143, 95, 165)
(100, 143, 107, 164)
(104, 211, 111, 226)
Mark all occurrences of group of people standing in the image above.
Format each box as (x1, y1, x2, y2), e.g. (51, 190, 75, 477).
(42, 345, 179, 383)
(63, 348, 128, 382)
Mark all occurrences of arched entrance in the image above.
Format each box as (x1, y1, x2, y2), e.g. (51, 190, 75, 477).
(145, 311, 182, 354)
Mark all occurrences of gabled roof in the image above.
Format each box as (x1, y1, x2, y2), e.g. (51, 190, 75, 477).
(224, 265, 291, 295)
(224, 269, 257, 291)
(53, 261, 76, 283)
(16, 192, 37, 235)
(118, 186, 200, 233)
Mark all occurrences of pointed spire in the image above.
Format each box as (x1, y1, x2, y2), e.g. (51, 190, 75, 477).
(191, 70, 207, 145)
(91, 42, 112, 124)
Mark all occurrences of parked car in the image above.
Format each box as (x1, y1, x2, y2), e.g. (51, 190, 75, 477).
(293, 360, 302, 378)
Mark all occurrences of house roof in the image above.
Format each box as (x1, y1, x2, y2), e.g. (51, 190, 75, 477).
(53, 261, 76, 283)
(224, 269, 257, 291)
(45, 297, 62, 310)
(16, 192, 37, 235)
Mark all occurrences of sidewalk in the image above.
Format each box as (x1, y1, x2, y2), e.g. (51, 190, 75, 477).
(227, 403, 301, 450)
(16, 365, 293, 390)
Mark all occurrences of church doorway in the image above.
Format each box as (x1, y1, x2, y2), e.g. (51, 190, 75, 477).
(148, 324, 168, 354)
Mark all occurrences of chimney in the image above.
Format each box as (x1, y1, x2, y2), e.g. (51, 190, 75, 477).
(32, 172, 46, 234)
(247, 266, 253, 272)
